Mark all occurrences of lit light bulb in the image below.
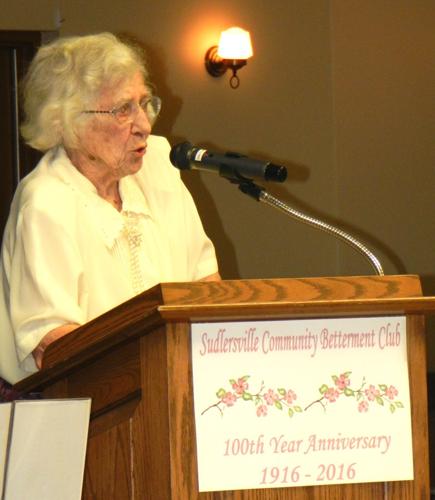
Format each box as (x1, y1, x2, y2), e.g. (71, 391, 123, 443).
(217, 27, 253, 60)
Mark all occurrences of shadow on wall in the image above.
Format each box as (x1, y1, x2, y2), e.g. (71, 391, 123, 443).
(252, 180, 407, 277)
(180, 170, 239, 279)
(174, 142, 313, 280)
(116, 32, 183, 136)
(117, 32, 407, 281)
(174, 141, 407, 278)
(421, 276, 435, 296)
(115, 33, 240, 278)
(320, 212, 407, 275)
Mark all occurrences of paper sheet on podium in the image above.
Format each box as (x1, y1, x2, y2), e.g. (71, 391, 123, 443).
(191, 317, 413, 492)
(0, 403, 12, 497)
(1, 398, 91, 500)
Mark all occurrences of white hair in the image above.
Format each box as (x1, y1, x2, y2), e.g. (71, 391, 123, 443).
(21, 32, 150, 151)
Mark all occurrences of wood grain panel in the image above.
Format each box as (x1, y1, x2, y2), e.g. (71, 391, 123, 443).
(386, 315, 430, 499)
(12, 276, 433, 499)
(166, 321, 198, 499)
(163, 322, 398, 500)
(160, 275, 423, 306)
(83, 416, 133, 499)
(68, 339, 141, 414)
(131, 325, 171, 499)
(158, 276, 435, 322)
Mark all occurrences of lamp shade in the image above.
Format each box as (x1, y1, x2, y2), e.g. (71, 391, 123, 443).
(217, 27, 253, 60)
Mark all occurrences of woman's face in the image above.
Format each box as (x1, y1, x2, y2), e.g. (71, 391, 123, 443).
(77, 71, 152, 179)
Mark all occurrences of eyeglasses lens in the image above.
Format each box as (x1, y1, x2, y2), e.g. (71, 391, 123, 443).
(114, 97, 161, 124)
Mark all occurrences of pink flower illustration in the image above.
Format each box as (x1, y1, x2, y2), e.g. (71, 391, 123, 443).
(203, 373, 405, 418)
(203, 377, 302, 418)
(385, 385, 398, 400)
(365, 384, 380, 401)
(285, 389, 297, 404)
(264, 389, 279, 405)
(358, 400, 369, 413)
(324, 387, 339, 402)
(231, 378, 248, 395)
(335, 373, 350, 390)
(256, 404, 268, 417)
(222, 392, 237, 406)
(302, 372, 406, 415)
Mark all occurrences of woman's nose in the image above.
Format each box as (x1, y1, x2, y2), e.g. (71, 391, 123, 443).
(131, 105, 152, 134)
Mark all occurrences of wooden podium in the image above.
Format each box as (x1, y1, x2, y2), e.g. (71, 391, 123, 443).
(15, 275, 435, 499)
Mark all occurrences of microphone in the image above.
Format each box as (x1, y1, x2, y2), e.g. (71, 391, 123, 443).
(169, 142, 287, 183)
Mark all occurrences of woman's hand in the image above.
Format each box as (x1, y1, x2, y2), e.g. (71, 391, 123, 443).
(32, 323, 80, 369)
(199, 272, 221, 281)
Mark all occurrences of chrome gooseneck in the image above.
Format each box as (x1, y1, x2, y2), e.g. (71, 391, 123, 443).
(237, 180, 384, 276)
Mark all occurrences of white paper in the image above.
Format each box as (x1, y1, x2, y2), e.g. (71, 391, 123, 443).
(0, 404, 12, 497)
(191, 316, 413, 492)
(3, 398, 91, 500)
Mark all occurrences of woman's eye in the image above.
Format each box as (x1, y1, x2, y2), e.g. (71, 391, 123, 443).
(139, 98, 150, 110)
(115, 102, 131, 116)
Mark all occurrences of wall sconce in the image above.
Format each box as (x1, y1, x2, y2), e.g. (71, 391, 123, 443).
(205, 27, 253, 89)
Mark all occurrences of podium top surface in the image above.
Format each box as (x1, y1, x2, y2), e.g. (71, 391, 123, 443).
(157, 274, 435, 320)
(15, 275, 435, 392)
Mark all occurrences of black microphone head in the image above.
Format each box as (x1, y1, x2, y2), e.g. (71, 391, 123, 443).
(169, 142, 193, 170)
(264, 163, 287, 182)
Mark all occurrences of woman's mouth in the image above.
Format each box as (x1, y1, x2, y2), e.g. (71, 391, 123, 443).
(133, 146, 146, 156)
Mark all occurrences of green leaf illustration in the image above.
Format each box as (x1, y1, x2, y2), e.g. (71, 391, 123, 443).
(207, 373, 403, 420)
(319, 384, 329, 394)
(274, 401, 283, 410)
(216, 388, 226, 398)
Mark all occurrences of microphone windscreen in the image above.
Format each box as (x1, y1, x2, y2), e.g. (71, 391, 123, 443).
(169, 142, 192, 169)
(265, 164, 287, 182)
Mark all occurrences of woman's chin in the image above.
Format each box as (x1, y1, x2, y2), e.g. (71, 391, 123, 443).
(122, 157, 143, 176)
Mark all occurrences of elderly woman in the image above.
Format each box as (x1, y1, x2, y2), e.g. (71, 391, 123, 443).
(0, 33, 219, 385)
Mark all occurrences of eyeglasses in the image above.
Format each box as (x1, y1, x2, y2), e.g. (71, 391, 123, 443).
(83, 95, 162, 124)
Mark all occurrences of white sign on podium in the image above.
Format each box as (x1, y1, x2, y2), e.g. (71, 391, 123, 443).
(191, 316, 412, 492)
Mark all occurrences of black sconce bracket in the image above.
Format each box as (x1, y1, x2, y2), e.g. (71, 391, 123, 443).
(205, 45, 247, 89)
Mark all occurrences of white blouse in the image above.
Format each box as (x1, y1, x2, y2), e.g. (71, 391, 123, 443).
(0, 135, 218, 383)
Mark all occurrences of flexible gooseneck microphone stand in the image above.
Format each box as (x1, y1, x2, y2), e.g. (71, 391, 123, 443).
(231, 177, 385, 277)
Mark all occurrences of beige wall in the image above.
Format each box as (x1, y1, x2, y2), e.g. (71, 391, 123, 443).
(332, 2, 435, 277)
(1, 0, 435, 361)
